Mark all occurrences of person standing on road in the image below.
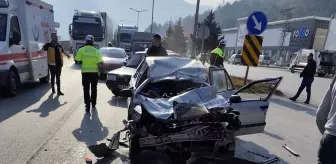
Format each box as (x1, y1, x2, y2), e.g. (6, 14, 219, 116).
(316, 76, 336, 164)
(146, 34, 168, 56)
(289, 53, 316, 104)
(74, 35, 103, 112)
(210, 39, 226, 68)
(42, 32, 71, 95)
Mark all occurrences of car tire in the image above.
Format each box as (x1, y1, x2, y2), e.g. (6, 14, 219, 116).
(39, 73, 50, 84)
(317, 73, 326, 77)
(290, 67, 295, 73)
(112, 89, 121, 96)
(5, 69, 20, 97)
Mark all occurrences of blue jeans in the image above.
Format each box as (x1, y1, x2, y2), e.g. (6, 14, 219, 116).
(292, 78, 313, 102)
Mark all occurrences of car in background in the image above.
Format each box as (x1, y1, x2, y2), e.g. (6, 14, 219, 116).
(99, 47, 127, 77)
(258, 55, 271, 66)
(106, 51, 146, 96)
(228, 54, 242, 65)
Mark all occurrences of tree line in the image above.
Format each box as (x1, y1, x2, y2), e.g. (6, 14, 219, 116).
(154, 10, 222, 56)
(145, 0, 336, 36)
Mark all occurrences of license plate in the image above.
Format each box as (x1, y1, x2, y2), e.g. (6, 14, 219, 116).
(118, 85, 128, 89)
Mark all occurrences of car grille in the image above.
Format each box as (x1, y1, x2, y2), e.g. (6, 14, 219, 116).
(116, 75, 131, 83)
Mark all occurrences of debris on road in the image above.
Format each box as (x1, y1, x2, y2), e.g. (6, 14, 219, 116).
(282, 144, 300, 157)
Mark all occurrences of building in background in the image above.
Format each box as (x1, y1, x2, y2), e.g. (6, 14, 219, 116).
(222, 16, 330, 66)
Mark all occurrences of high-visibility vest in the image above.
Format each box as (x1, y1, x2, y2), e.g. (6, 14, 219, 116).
(211, 47, 224, 58)
(75, 45, 102, 73)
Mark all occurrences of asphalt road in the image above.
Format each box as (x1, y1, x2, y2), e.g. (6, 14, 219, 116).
(0, 59, 322, 164)
(224, 62, 333, 106)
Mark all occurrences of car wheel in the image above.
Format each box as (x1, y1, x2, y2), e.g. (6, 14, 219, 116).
(317, 73, 326, 77)
(5, 69, 20, 97)
(290, 67, 295, 73)
(39, 72, 50, 84)
(112, 89, 121, 96)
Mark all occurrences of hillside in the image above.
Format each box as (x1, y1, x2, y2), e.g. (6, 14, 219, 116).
(146, 0, 336, 36)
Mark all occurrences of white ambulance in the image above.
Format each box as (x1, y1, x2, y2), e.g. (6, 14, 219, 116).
(0, 0, 59, 97)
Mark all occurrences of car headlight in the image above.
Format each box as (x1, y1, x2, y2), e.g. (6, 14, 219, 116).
(107, 74, 116, 81)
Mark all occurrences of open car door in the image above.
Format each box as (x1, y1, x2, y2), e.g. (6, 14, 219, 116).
(208, 66, 236, 99)
(209, 67, 283, 136)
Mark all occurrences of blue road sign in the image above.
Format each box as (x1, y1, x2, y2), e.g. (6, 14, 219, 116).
(246, 11, 268, 35)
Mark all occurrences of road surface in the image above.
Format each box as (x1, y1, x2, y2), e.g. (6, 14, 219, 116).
(224, 63, 333, 106)
(0, 59, 322, 164)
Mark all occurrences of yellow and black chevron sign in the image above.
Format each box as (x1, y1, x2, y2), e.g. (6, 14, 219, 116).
(241, 35, 264, 67)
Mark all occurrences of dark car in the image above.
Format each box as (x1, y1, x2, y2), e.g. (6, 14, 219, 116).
(99, 47, 128, 76)
(106, 51, 146, 96)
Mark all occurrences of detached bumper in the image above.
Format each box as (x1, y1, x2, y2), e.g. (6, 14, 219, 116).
(0, 69, 8, 87)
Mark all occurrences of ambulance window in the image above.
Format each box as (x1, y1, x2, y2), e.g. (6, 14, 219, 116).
(9, 16, 21, 45)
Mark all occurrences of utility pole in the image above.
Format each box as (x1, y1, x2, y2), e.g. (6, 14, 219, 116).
(191, 0, 200, 58)
(151, 0, 155, 33)
(279, 7, 294, 65)
(130, 8, 147, 28)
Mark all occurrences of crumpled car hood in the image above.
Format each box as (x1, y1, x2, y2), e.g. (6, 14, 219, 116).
(139, 86, 230, 121)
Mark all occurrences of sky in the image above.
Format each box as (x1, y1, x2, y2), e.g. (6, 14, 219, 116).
(43, 0, 229, 40)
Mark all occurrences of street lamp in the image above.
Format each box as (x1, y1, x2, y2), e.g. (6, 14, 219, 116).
(151, 0, 154, 33)
(130, 8, 147, 28)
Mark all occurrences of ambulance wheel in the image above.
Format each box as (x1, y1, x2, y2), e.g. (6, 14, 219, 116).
(290, 67, 295, 73)
(39, 73, 50, 84)
(5, 69, 20, 97)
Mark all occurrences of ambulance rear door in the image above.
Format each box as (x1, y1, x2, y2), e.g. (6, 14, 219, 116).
(20, 0, 55, 80)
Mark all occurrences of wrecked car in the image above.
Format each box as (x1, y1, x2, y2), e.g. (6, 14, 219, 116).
(89, 57, 282, 163)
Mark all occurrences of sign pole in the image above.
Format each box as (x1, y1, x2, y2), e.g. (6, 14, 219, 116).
(201, 26, 205, 64)
(244, 66, 249, 85)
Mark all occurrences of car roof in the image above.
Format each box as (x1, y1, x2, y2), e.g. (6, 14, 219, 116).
(100, 47, 125, 51)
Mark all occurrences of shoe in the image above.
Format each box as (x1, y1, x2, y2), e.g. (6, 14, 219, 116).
(85, 107, 90, 113)
(57, 91, 64, 96)
(304, 101, 309, 104)
(92, 105, 96, 109)
(289, 97, 296, 101)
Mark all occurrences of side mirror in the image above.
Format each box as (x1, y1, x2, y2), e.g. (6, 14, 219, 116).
(229, 95, 241, 103)
(119, 88, 132, 97)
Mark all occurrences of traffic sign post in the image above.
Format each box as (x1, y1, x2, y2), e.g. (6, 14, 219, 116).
(242, 11, 267, 84)
(197, 24, 210, 64)
(241, 34, 264, 84)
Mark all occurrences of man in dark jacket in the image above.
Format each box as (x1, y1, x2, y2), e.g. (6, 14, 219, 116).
(146, 34, 168, 56)
(289, 53, 317, 104)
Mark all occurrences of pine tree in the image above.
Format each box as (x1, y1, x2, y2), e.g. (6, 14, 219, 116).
(203, 10, 222, 52)
(172, 18, 187, 54)
(163, 23, 174, 49)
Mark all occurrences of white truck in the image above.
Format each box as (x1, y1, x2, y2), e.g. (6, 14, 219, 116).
(0, 0, 59, 96)
(69, 10, 113, 62)
(114, 24, 138, 53)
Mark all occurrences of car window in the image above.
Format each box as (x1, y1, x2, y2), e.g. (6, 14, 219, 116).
(100, 48, 126, 58)
(210, 69, 234, 92)
(126, 52, 146, 68)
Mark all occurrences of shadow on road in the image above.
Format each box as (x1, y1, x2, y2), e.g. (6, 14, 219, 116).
(235, 138, 286, 163)
(108, 96, 128, 108)
(72, 109, 109, 147)
(0, 82, 50, 123)
(26, 93, 67, 117)
(270, 98, 317, 116)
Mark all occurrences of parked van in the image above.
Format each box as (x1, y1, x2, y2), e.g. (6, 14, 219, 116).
(228, 54, 242, 65)
(258, 55, 271, 66)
